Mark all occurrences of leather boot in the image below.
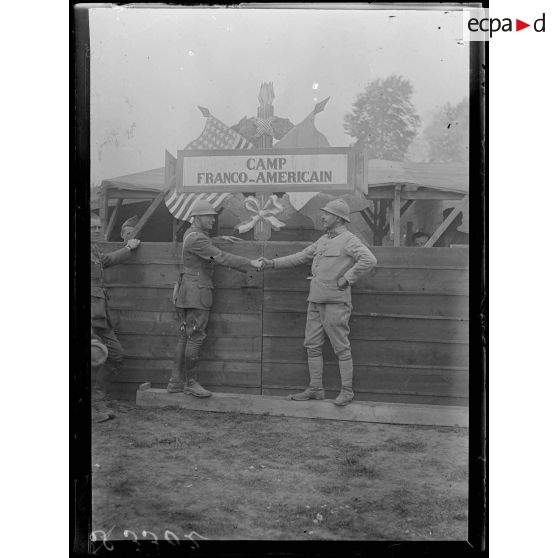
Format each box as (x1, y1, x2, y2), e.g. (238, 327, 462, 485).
(94, 363, 113, 395)
(167, 339, 186, 393)
(287, 356, 325, 401)
(184, 377, 212, 398)
(334, 358, 354, 406)
(92, 386, 115, 422)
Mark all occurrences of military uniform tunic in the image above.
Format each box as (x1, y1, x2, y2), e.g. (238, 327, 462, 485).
(91, 243, 133, 365)
(273, 226, 377, 360)
(173, 227, 253, 364)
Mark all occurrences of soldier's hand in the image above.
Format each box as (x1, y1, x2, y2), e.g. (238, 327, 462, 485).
(258, 257, 274, 270)
(127, 239, 141, 250)
(337, 276, 349, 289)
(220, 235, 243, 243)
(250, 259, 264, 271)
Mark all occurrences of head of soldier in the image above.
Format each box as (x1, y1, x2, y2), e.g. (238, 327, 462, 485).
(120, 215, 138, 241)
(90, 213, 102, 243)
(190, 199, 217, 232)
(320, 199, 351, 231)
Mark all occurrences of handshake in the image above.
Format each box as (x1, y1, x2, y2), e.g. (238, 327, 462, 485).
(249, 257, 274, 271)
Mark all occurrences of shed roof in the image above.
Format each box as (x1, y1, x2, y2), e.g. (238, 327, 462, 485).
(92, 159, 469, 207)
(367, 160, 468, 193)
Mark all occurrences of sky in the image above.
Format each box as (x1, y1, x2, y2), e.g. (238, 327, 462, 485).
(90, 6, 469, 186)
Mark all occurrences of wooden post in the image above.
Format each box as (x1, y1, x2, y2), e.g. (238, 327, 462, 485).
(172, 217, 178, 243)
(254, 82, 275, 241)
(99, 189, 110, 241)
(105, 198, 122, 241)
(393, 185, 402, 247)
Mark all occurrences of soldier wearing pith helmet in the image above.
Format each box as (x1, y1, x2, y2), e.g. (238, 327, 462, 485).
(259, 198, 377, 406)
(167, 199, 261, 397)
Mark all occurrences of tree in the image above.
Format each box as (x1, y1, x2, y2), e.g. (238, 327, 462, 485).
(423, 98, 469, 163)
(344, 75, 420, 161)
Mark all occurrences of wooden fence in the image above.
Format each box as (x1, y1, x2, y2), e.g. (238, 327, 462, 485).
(99, 242, 469, 406)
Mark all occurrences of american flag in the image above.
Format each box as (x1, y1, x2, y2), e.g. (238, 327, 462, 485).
(165, 110, 253, 221)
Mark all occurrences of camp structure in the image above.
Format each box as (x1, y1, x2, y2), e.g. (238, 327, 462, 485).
(92, 157, 469, 246)
(92, 157, 469, 408)
(91, 84, 469, 416)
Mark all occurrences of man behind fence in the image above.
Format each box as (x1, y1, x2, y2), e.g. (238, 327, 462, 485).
(91, 212, 141, 422)
(167, 199, 261, 397)
(259, 199, 377, 406)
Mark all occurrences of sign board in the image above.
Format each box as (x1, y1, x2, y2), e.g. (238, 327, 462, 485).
(175, 147, 365, 193)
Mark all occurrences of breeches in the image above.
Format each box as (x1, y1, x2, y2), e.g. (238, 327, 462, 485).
(176, 308, 210, 366)
(304, 302, 352, 361)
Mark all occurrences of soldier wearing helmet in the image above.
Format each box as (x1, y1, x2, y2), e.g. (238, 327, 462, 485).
(167, 199, 261, 397)
(120, 215, 139, 241)
(259, 199, 377, 406)
(91, 212, 141, 422)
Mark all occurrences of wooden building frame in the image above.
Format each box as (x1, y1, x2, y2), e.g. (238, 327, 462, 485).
(93, 159, 469, 245)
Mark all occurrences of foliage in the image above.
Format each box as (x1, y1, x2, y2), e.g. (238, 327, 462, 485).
(344, 75, 420, 160)
(423, 98, 469, 163)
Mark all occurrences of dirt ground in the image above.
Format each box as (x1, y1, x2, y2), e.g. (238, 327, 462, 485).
(91, 400, 468, 541)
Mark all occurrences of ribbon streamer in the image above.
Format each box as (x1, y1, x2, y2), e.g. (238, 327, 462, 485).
(236, 195, 286, 234)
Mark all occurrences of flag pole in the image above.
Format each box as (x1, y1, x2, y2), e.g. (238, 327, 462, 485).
(254, 82, 275, 241)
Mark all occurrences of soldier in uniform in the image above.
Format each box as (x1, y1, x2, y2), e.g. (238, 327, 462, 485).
(167, 199, 261, 397)
(120, 215, 139, 241)
(91, 212, 141, 421)
(259, 199, 377, 406)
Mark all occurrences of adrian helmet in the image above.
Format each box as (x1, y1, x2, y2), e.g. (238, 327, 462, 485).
(91, 338, 108, 368)
(320, 199, 351, 222)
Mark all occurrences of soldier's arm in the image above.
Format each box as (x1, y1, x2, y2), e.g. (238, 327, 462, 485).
(189, 235, 253, 273)
(272, 242, 317, 269)
(100, 245, 134, 267)
(342, 236, 377, 284)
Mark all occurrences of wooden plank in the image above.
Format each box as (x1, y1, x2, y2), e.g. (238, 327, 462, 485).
(400, 199, 414, 217)
(359, 208, 376, 235)
(261, 388, 468, 408)
(393, 185, 401, 247)
(425, 196, 469, 248)
(119, 333, 261, 362)
(112, 310, 261, 337)
(103, 263, 468, 291)
(367, 191, 466, 201)
(105, 198, 122, 240)
(129, 189, 170, 238)
(96, 242, 469, 267)
(117, 359, 261, 387)
(111, 383, 261, 401)
(262, 337, 469, 368)
(107, 287, 263, 313)
(109, 188, 160, 200)
(263, 266, 468, 293)
(263, 243, 469, 267)
(263, 289, 468, 317)
(263, 312, 469, 341)
(99, 190, 109, 240)
(102, 262, 263, 289)
(136, 389, 469, 427)
(262, 362, 468, 398)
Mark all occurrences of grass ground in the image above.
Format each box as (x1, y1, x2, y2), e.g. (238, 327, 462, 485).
(92, 400, 468, 541)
